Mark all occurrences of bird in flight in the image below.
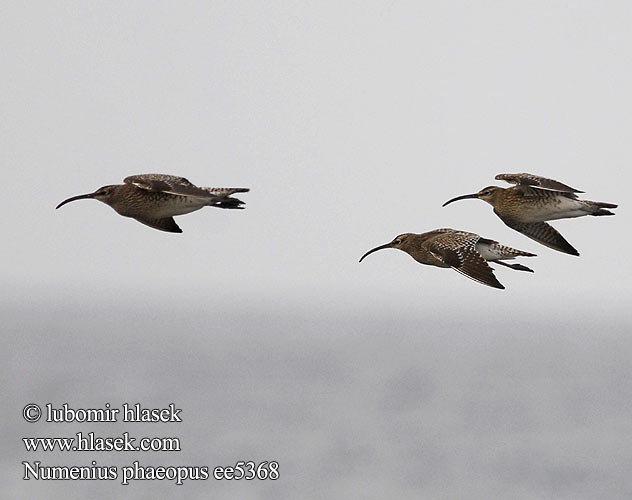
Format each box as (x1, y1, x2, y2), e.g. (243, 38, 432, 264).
(359, 228, 536, 289)
(442, 173, 617, 255)
(56, 174, 249, 233)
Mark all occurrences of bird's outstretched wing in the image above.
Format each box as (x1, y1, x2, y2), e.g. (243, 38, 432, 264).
(428, 231, 505, 289)
(133, 216, 183, 233)
(495, 173, 583, 193)
(124, 174, 213, 197)
(125, 174, 250, 202)
(510, 184, 579, 201)
(498, 215, 579, 256)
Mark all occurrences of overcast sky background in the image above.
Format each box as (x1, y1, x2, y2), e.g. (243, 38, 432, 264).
(2, 1, 631, 499)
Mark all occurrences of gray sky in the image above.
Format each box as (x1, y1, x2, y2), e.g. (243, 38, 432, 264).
(2, 1, 631, 499)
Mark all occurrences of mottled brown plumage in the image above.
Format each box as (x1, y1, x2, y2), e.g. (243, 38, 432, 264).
(359, 228, 536, 290)
(442, 173, 617, 255)
(56, 174, 249, 233)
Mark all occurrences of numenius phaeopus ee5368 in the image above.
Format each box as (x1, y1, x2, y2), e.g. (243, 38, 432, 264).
(442, 173, 617, 256)
(56, 174, 249, 233)
(359, 228, 536, 289)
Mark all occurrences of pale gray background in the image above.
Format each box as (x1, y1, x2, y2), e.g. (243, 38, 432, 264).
(2, 1, 631, 499)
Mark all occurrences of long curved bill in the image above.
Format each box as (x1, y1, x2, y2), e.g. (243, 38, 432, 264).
(442, 193, 479, 207)
(359, 243, 392, 263)
(56, 193, 95, 209)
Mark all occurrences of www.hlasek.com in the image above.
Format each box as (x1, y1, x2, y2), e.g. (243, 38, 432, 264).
(21, 403, 279, 485)
(23, 432, 181, 452)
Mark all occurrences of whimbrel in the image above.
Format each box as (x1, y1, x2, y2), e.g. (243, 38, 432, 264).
(359, 228, 536, 289)
(442, 173, 617, 255)
(56, 174, 249, 233)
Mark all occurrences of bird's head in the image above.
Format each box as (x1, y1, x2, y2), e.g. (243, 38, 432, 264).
(56, 184, 118, 209)
(359, 233, 416, 262)
(442, 185, 504, 207)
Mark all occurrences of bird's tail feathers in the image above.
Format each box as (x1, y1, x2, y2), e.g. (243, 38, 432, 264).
(585, 200, 617, 216)
(203, 187, 250, 196)
(214, 197, 246, 209)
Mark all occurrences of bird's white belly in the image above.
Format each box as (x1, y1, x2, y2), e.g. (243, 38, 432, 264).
(152, 197, 207, 217)
(518, 197, 588, 222)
